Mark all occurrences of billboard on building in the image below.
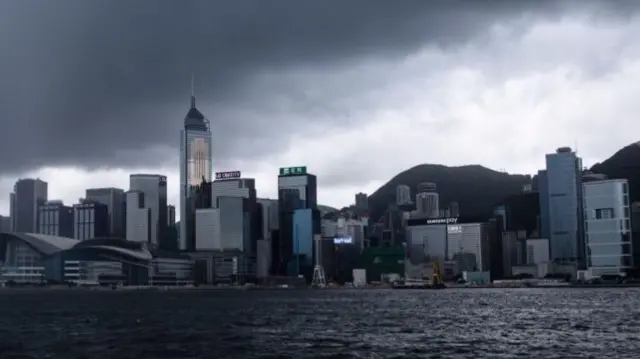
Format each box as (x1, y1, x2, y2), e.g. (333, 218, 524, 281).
(279, 166, 307, 176)
(215, 171, 241, 180)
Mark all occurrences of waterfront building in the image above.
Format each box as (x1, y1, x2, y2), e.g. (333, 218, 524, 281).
(180, 87, 213, 251)
(0, 233, 191, 285)
(275, 166, 318, 276)
(542, 147, 584, 265)
(583, 179, 632, 276)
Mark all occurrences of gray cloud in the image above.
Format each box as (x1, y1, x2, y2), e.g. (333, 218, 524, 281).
(0, 0, 631, 175)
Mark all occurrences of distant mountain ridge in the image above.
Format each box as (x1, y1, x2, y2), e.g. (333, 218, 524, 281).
(367, 142, 640, 223)
(367, 164, 531, 221)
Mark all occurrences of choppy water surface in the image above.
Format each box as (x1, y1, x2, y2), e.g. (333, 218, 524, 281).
(1, 288, 640, 358)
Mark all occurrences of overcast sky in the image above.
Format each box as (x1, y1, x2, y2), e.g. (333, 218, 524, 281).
(0, 0, 639, 214)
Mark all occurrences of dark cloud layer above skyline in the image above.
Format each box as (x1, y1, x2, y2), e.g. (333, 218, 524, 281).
(0, 0, 635, 175)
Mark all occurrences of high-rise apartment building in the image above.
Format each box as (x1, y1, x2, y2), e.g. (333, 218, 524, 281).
(275, 166, 318, 275)
(73, 201, 109, 241)
(125, 190, 151, 243)
(85, 188, 126, 238)
(396, 185, 411, 206)
(355, 192, 368, 211)
(583, 178, 632, 276)
(129, 174, 167, 249)
(415, 182, 439, 218)
(37, 201, 74, 237)
(10, 178, 48, 233)
(180, 89, 213, 251)
(542, 147, 584, 265)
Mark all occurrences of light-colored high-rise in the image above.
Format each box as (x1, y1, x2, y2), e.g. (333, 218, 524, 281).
(583, 178, 632, 276)
(129, 175, 167, 247)
(125, 190, 151, 243)
(396, 185, 411, 206)
(180, 89, 212, 251)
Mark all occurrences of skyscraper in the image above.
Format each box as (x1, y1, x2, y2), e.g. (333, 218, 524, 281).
(180, 85, 213, 251)
(129, 174, 168, 248)
(10, 178, 48, 233)
(38, 200, 74, 237)
(85, 188, 126, 238)
(396, 185, 411, 206)
(355, 192, 368, 211)
(543, 147, 584, 265)
(275, 166, 318, 275)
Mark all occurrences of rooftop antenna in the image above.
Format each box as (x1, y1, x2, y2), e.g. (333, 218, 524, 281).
(574, 138, 578, 154)
(190, 73, 196, 109)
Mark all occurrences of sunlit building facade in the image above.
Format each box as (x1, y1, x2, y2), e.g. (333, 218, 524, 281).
(180, 93, 212, 251)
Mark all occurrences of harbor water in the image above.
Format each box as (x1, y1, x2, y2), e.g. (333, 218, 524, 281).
(1, 288, 639, 358)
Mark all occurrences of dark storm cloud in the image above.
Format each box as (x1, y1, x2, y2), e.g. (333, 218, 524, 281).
(0, 0, 632, 174)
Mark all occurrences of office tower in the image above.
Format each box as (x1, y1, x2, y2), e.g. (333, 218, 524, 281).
(195, 174, 261, 253)
(211, 177, 257, 203)
(395, 185, 411, 206)
(37, 200, 74, 237)
(291, 208, 321, 278)
(10, 178, 48, 233)
(129, 174, 167, 249)
(543, 147, 583, 265)
(448, 202, 460, 218)
(73, 201, 109, 240)
(180, 86, 213, 251)
(415, 182, 439, 218)
(275, 166, 318, 276)
(85, 188, 126, 238)
(126, 190, 151, 243)
(355, 192, 368, 211)
(583, 178, 632, 276)
(0, 215, 11, 232)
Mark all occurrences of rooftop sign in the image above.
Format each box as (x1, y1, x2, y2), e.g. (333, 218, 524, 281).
(215, 171, 241, 180)
(279, 166, 307, 176)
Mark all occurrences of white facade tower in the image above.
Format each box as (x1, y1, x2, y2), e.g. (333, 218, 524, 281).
(179, 80, 213, 251)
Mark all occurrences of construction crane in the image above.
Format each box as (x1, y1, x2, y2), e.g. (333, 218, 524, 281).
(431, 258, 445, 289)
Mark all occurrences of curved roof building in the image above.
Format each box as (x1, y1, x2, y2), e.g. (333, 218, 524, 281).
(0, 233, 191, 285)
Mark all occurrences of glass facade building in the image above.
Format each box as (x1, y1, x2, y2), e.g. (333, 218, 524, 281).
(544, 147, 584, 265)
(85, 188, 126, 239)
(275, 173, 318, 275)
(180, 95, 212, 251)
(583, 179, 632, 276)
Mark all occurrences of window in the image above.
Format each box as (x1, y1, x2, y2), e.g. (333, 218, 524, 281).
(595, 208, 614, 219)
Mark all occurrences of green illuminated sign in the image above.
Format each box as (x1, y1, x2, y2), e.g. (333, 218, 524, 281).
(279, 166, 307, 176)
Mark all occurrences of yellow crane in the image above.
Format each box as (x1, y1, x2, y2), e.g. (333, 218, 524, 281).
(431, 258, 445, 289)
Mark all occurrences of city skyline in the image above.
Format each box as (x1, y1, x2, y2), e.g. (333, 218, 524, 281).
(1, 1, 640, 215)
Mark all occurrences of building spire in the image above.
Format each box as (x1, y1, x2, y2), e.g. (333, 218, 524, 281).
(190, 73, 196, 109)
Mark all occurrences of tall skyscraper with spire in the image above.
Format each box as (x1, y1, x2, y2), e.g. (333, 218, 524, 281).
(179, 79, 213, 251)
